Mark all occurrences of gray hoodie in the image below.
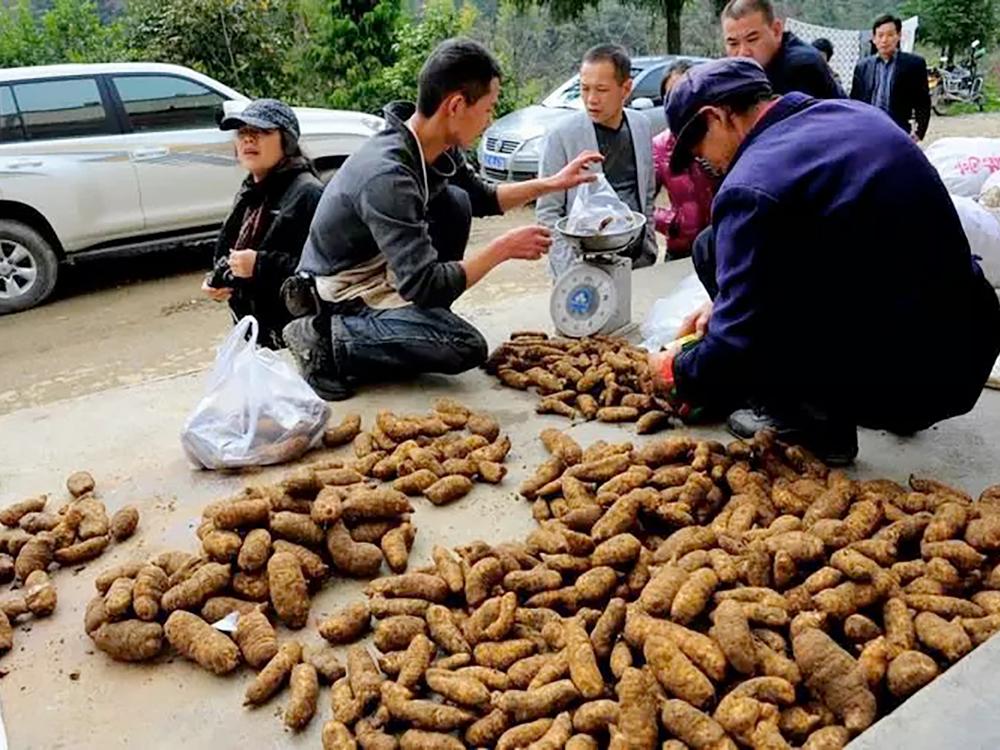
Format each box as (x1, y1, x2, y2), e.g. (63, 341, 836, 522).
(297, 101, 502, 309)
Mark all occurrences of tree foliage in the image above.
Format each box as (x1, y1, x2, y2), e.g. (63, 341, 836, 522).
(0, 0, 991, 116)
(122, 0, 301, 100)
(514, 0, 691, 53)
(325, 0, 477, 114)
(903, 0, 998, 60)
(308, 0, 403, 107)
(0, 0, 124, 67)
(781, 1, 906, 29)
(476, 0, 669, 110)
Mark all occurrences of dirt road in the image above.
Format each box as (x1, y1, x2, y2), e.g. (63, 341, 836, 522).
(1, 112, 997, 415)
(0, 209, 548, 415)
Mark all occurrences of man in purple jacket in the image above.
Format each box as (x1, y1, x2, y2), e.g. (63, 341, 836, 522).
(650, 58, 1000, 464)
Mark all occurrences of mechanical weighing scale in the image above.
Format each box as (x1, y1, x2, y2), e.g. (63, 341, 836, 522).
(551, 211, 646, 338)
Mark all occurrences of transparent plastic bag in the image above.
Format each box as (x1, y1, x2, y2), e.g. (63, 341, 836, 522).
(640, 272, 711, 351)
(566, 174, 634, 235)
(181, 317, 330, 469)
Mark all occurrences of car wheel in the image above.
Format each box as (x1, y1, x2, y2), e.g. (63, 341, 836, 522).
(0, 220, 59, 314)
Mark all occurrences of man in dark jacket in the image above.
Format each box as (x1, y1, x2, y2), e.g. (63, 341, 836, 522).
(851, 14, 931, 142)
(721, 0, 843, 99)
(286, 39, 601, 400)
(652, 58, 1000, 463)
(205, 99, 324, 349)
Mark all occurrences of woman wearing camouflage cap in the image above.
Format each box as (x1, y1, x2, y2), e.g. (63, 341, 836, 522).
(202, 98, 324, 349)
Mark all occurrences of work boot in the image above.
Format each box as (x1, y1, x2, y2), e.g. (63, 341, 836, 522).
(282, 316, 354, 401)
(727, 404, 859, 467)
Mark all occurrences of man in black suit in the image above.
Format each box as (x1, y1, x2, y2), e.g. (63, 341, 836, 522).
(851, 14, 931, 142)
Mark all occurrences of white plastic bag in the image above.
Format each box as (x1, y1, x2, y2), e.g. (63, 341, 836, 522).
(950, 194, 1000, 288)
(181, 317, 330, 469)
(979, 169, 1000, 210)
(640, 272, 711, 351)
(926, 137, 1000, 197)
(566, 174, 633, 235)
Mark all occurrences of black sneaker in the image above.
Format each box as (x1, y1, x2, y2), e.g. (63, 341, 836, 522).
(727, 404, 859, 466)
(282, 316, 354, 401)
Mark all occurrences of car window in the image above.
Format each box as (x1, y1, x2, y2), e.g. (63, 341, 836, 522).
(0, 86, 25, 143)
(12, 78, 112, 141)
(112, 75, 225, 132)
(631, 64, 668, 102)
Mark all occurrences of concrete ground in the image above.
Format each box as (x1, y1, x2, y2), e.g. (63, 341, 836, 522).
(0, 258, 999, 749)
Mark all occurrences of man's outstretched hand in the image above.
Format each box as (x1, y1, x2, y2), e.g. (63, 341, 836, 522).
(547, 150, 604, 191)
(462, 225, 552, 289)
(493, 225, 552, 262)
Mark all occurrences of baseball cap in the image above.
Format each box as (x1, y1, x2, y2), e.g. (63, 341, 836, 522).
(220, 98, 301, 141)
(665, 57, 773, 173)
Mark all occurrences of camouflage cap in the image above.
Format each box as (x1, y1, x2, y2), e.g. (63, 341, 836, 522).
(220, 98, 300, 141)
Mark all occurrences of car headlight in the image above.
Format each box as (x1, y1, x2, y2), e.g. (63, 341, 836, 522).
(361, 116, 385, 133)
(518, 137, 543, 158)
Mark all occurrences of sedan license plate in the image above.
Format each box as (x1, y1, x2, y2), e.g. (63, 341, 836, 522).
(483, 153, 507, 170)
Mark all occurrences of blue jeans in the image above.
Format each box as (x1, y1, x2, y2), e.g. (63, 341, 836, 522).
(322, 184, 487, 382)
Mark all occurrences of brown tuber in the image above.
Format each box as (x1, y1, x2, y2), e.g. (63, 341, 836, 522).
(164, 610, 240, 674)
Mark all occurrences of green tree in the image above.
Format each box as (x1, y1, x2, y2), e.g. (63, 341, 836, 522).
(476, 0, 669, 115)
(515, 0, 690, 53)
(310, 0, 403, 107)
(315, 0, 476, 114)
(0, 0, 124, 67)
(359, 0, 478, 111)
(903, 0, 997, 61)
(122, 0, 300, 99)
(783, 1, 905, 29)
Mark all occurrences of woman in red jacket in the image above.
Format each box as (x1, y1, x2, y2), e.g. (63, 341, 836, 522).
(653, 60, 718, 258)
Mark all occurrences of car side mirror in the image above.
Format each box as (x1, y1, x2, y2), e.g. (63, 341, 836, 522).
(630, 97, 655, 111)
(215, 105, 225, 127)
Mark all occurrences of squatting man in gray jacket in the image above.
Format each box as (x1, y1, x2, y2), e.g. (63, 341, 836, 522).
(286, 39, 601, 401)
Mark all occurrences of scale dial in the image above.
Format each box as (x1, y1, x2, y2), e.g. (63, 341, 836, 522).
(550, 263, 618, 338)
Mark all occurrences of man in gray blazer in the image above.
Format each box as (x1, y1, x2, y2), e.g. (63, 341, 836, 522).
(537, 44, 658, 278)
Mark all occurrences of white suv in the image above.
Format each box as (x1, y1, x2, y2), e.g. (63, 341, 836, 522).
(0, 62, 383, 313)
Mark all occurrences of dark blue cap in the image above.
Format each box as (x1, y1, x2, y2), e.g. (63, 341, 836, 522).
(665, 57, 772, 173)
(220, 98, 300, 141)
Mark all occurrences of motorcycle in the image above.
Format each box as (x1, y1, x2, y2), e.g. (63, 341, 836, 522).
(929, 39, 986, 115)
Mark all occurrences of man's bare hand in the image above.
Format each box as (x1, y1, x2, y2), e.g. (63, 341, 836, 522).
(492, 225, 552, 262)
(201, 279, 232, 302)
(228, 249, 257, 279)
(548, 150, 604, 191)
(678, 300, 713, 338)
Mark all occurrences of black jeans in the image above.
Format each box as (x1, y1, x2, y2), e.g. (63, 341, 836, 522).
(322, 185, 487, 382)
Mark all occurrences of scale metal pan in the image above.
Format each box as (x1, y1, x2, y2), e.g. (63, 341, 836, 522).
(554, 211, 647, 255)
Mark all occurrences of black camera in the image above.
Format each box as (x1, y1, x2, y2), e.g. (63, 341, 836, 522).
(281, 272, 321, 317)
(207, 255, 241, 290)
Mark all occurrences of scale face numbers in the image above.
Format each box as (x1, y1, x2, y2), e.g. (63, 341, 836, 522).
(550, 264, 618, 337)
